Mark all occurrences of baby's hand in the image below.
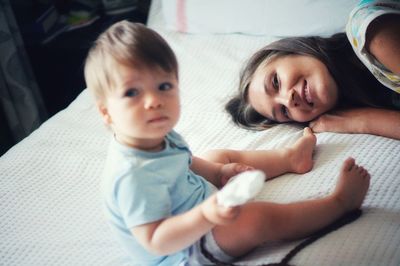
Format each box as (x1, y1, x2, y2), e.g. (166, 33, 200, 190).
(201, 194, 240, 225)
(217, 170, 265, 207)
(219, 163, 254, 187)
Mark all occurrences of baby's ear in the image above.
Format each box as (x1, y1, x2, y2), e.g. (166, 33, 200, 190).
(96, 101, 112, 125)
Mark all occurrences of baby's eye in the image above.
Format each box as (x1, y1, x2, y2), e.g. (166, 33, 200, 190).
(159, 82, 173, 91)
(272, 73, 280, 90)
(124, 88, 139, 97)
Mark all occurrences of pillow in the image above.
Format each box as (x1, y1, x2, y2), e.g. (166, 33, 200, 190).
(161, 0, 359, 37)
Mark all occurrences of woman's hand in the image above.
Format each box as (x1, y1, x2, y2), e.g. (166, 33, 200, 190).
(309, 107, 400, 139)
(309, 109, 367, 134)
(219, 163, 254, 187)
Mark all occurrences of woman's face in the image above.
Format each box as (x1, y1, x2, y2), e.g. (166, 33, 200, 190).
(247, 54, 339, 123)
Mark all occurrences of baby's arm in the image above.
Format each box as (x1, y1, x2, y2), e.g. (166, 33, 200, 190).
(131, 194, 238, 255)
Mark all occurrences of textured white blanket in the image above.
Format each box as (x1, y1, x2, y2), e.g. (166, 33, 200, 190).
(0, 0, 399, 265)
(149, 3, 400, 265)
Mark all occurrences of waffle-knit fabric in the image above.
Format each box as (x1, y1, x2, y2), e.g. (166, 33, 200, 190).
(1, 1, 399, 265)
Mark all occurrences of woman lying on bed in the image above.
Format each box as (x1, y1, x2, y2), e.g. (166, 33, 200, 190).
(226, 0, 400, 139)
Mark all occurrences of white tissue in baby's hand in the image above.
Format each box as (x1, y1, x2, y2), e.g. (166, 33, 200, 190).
(217, 170, 266, 207)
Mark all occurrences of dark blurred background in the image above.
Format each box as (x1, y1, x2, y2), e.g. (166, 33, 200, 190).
(13, 0, 150, 115)
(0, 0, 151, 155)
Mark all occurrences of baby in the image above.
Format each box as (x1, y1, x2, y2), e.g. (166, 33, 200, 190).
(84, 20, 370, 265)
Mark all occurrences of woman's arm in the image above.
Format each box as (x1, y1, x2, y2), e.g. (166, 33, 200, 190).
(317, 14, 400, 139)
(310, 107, 400, 140)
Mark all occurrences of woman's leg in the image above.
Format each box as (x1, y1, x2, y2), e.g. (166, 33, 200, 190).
(212, 157, 370, 257)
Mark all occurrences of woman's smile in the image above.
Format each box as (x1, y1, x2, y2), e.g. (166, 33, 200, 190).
(248, 54, 338, 123)
(303, 80, 314, 106)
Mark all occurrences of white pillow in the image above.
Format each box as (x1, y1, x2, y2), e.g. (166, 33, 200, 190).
(161, 0, 359, 37)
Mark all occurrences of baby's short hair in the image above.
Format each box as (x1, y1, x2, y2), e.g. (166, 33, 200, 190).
(84, 20, 178, 101)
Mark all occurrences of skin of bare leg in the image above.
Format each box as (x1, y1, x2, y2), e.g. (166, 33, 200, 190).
(331, 158, 371, 212)
(286, 127, 316, 173)
(201, 127, 316, 179)
(212, 157, 370, 257)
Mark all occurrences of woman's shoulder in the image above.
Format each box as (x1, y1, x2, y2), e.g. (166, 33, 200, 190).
(347, 0, 400, 53)
(346, 0, 400, 94)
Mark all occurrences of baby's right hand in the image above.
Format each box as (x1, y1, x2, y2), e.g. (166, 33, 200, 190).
(201, 194, 240, 225)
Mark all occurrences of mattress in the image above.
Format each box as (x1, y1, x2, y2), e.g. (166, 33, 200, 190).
(0, 0, 399, 265)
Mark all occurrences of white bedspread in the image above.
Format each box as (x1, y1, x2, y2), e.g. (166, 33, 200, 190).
(1, 0, 399, 265)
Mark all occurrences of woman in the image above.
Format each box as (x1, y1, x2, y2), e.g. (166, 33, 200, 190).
(226, 0, 400, 139)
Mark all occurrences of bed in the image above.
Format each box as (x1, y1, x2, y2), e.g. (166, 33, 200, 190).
(1, 0, 399, 265)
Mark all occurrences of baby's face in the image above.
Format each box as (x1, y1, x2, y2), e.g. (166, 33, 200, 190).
(99, 64, 180, 150)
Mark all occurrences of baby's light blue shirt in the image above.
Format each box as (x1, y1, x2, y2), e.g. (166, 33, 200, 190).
(101, 130, 213, 265)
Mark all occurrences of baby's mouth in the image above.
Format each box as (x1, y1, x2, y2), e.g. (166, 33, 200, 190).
(148, 116, 169, 123)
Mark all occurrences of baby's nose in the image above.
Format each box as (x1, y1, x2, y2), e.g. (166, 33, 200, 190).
(145, 93, 162, 109)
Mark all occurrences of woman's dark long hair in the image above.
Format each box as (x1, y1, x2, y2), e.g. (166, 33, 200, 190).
(226, 33, 395, 130)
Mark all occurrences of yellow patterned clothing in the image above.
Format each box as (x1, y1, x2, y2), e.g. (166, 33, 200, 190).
(346, 0, 400, 94)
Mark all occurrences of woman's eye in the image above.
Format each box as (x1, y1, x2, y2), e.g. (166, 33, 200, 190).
(124, 88, 139, 97)
(281, 105, 289, 119)
(159, 82, 173, 91)
(272, 73, 280, 90)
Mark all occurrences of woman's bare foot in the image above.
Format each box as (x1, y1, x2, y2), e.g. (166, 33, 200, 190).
(288, 127, 317, 173)
(332, 157, 370, 212)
